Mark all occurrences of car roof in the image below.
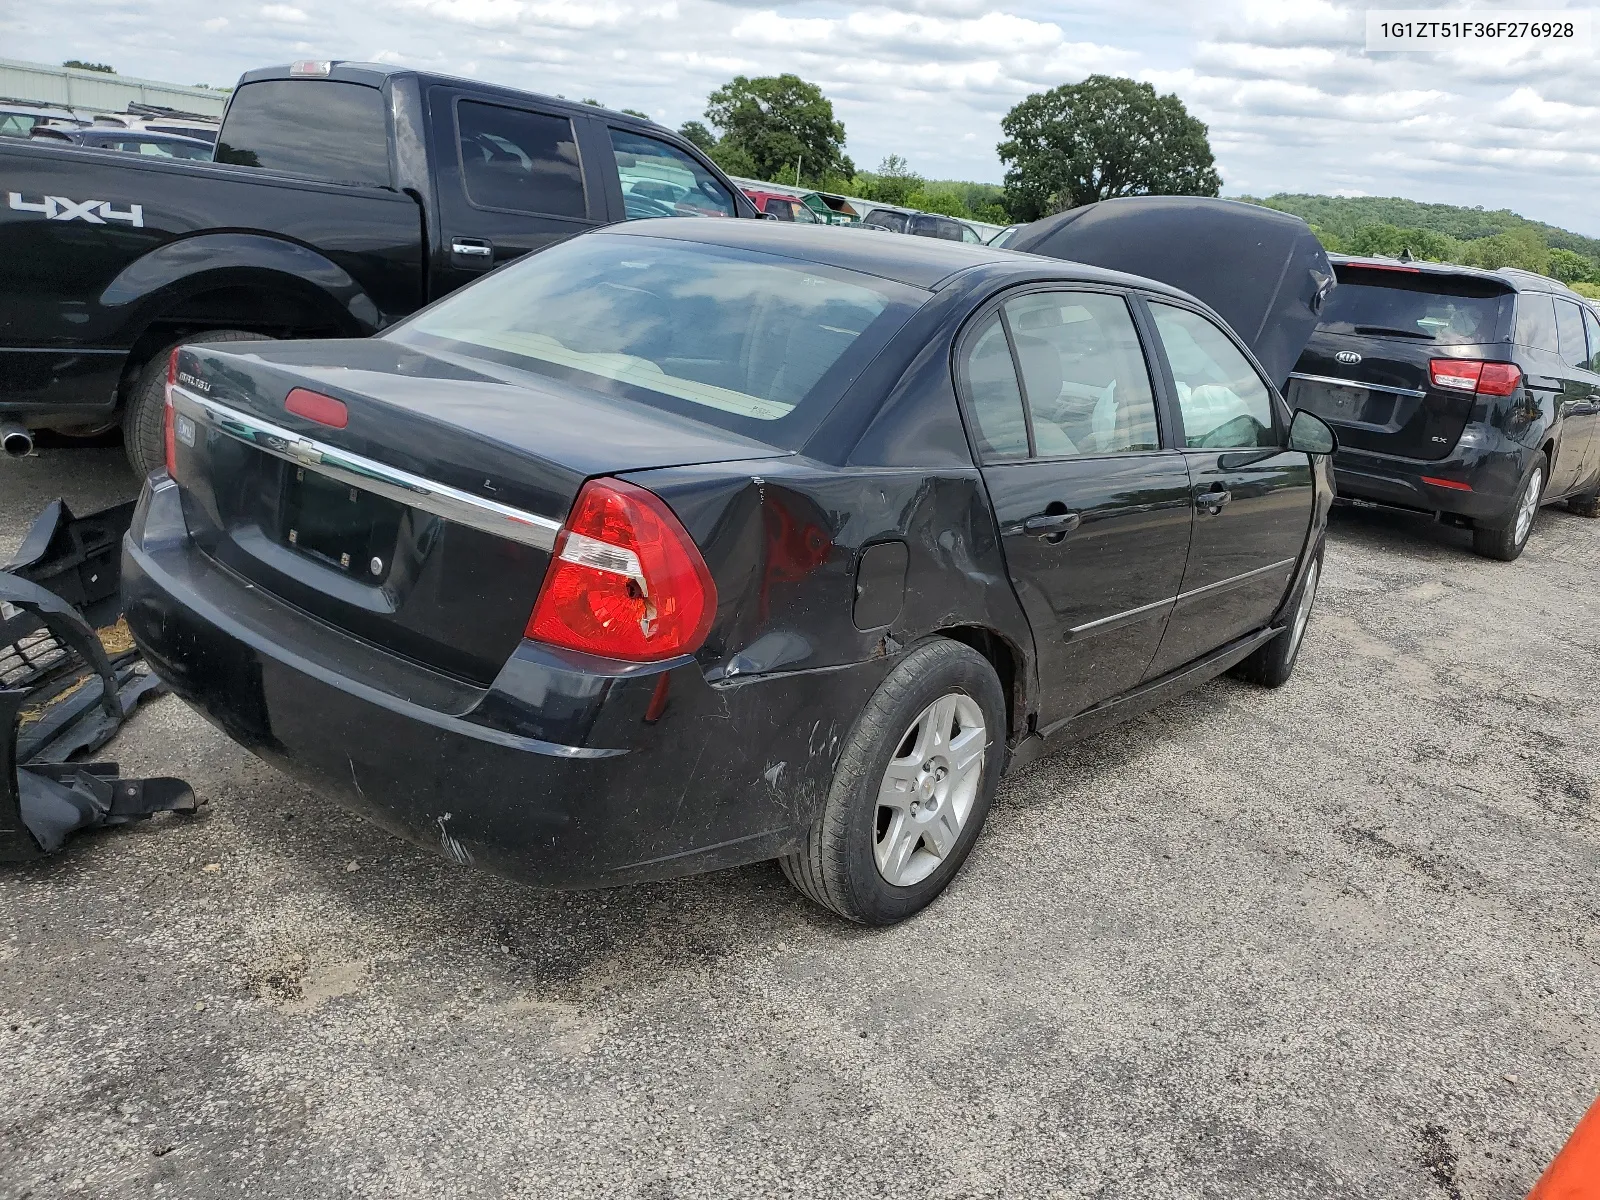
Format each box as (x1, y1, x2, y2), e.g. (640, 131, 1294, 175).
(1329, 253, 1574, 296)
(236, 62, 670, 136)
(590, 218, 1198, 296)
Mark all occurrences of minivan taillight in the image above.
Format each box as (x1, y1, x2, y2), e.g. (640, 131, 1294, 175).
(525, 478, 716, 663)
(1429, 359, 1523, 397)
(163, 348, 180, 477)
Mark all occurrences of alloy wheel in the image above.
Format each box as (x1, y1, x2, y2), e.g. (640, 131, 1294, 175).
(1288, 559, 1320, 661)
(1514, 467, 1543, 546)
(874, 692, 987, 887)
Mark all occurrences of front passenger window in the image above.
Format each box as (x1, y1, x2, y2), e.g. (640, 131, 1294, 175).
(1149, 303, 1277, 449)
(610, 128, 734, 220)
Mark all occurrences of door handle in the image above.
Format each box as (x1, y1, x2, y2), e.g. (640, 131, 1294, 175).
(1196, 489, 1233, 513)
(1023, 511, 1081, 538)
(451, 238, 494, 259)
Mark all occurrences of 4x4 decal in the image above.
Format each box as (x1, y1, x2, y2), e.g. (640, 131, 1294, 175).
(7, 192, 144, 228)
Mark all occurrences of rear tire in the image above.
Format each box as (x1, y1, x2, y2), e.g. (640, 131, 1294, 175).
(123, 330, 264, 477)
(1471, 454, 1546, 562)
(780, 639, 1006, 925)
(1231, 547, 1322, 689)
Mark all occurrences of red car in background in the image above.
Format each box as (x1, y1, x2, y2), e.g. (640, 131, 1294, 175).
(743, 189, 822, 223)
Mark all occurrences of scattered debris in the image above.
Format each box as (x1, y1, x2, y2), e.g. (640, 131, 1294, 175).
(0, 500, 197, 862)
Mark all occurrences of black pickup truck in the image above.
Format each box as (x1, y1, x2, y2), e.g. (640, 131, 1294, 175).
(0, 60, 756, 472)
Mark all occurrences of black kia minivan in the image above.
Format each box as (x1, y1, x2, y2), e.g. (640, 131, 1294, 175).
(1287, 255, 1600, 560)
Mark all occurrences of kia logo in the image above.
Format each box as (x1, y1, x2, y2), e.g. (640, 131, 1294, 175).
(1336, 351, 1362, 365)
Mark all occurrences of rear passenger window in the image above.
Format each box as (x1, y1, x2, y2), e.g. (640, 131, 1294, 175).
(961, 314, 1030, 458)
(610, 129, 735, 220)
(1150, 303, 1277, 449)
(1555, 299, 1589, 369)
(1004, 292, 1160, 456)
(457, 101, 585, 217)
(1583, 308, 1600, 374)
(1516, 294, 1560, 353)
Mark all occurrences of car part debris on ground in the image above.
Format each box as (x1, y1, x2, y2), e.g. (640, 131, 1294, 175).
(0, 499, 196, 861)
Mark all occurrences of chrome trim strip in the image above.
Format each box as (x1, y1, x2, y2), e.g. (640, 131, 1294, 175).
(1065, 558, 1298, 637)
(1175, 557, 1297, 604)
(1067, 595, 1174, 638)
(1287, 371, 1426, 399)
(169, 385, 562, 551)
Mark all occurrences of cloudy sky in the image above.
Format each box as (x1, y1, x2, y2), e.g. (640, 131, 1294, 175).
(7, 0, 1598, 234)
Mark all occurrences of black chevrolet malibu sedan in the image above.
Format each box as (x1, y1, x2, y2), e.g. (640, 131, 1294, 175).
(123, 220, 1337, 925)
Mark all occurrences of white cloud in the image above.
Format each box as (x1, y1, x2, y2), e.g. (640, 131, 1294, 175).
(3, 0, 1596, 234)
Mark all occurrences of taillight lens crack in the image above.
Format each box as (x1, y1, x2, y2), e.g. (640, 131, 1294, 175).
(526, 478, 716, 663)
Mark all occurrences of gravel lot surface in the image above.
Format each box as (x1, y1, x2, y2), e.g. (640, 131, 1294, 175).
(1, 447, 1596, 1199)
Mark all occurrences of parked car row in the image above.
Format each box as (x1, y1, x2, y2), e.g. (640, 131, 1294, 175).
(1, 58, 1590, 928)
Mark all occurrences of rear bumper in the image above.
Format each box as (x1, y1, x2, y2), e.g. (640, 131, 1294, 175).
(1331, 423, 1529, 522)
(0, 348, 126, 428)
(122, 477, 887, 889)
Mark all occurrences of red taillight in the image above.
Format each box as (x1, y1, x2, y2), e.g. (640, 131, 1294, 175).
(163, 347, 180, 477)
(1429, 359, 1522, 397)
(525, 478, 716, 663)
(285, 387, 349, 428)
(1421, 476, 1473, 491)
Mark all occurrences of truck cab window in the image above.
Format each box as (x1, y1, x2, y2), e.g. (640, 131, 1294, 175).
(215, 80, 391, 186)
(457, 102, 585, 218)
(609, 129, 734, 220)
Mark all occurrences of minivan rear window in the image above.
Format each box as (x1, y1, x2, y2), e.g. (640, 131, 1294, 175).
(1319, 267, 1510, 346)
(390, 232, 926, 448)
(215, 80, 390, 186)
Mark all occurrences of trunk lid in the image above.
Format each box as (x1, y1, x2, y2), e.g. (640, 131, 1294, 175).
(1287, 262, 1517, 460)
(170, 337, 787, 685)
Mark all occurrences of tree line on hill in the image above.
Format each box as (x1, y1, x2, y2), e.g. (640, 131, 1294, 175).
(1243, 194, 1600, 297)
(668, 70, 1600, 298)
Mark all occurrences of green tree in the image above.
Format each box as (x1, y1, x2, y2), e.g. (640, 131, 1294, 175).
(63, 60, 114, 73)
(678, 121, 717, 153)
(1547, 247, 1596, 284)
(704, 74, 853, 187)
(997, 75, 1220, 222)
(1344, 223, 1462, 263)
(852, 155, 924, 206)
(621, 108, 651, 120)
(1458, 227, 1551, 274)
(904, 188, 968, 218)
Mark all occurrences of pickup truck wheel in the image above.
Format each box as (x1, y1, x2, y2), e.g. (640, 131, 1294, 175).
(1231, 547, 1322, 689)
(123, 330, 265, 477)
(1471, 454, 1546, 562)
(780, 639, 1005, 926)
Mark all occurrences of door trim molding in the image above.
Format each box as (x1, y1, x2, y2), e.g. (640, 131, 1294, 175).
(1065, 557, 1296, 640)
(1175, 557, 1297, 604)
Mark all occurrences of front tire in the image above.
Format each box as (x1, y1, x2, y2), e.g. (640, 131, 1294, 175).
(123, 330, 264, 477)
(1232, 547, 1322, 689)
(781, 639, 1006, 925)
(1471, 454, 1546, 562)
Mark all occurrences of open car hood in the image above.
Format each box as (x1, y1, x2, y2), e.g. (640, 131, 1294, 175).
(1005, 197, 1336, 391)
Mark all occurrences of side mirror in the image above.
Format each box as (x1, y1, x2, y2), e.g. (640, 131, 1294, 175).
(1288, 409, 1338, 455)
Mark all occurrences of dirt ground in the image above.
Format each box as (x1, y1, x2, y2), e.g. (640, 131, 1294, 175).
(2, 446, 1596, 1199)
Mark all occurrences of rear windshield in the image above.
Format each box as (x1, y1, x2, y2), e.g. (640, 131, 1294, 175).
(1319, 267, 1510, 346)
(390, 233, 925, 448)
(215, 80, 390, 186)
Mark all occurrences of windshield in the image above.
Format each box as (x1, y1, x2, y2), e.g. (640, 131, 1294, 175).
(390, 232, 926, 447)
(1320, 268, 1510, 346)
